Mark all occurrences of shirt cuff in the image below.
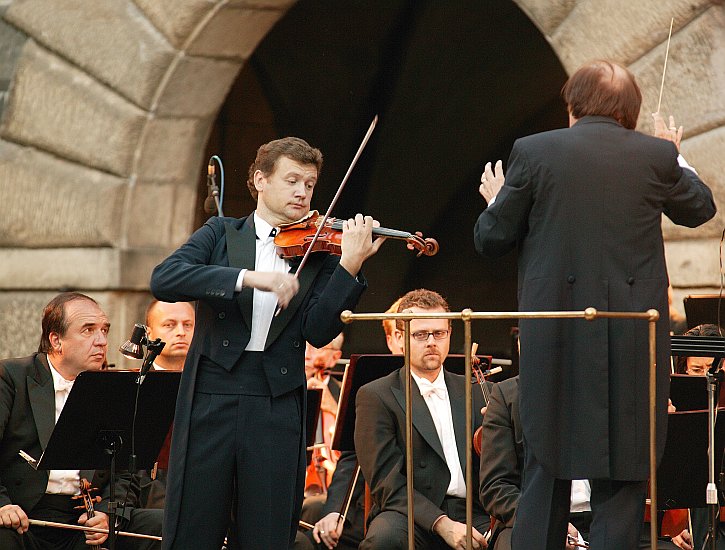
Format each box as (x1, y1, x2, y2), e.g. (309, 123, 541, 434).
(235, 269, 247, 292)
(678, 154, 698, 175)
(431, 514, 446, 533)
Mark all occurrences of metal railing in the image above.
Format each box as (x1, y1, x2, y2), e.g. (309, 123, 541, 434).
(341, 307, 660, 550)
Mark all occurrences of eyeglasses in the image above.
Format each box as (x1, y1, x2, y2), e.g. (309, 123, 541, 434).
(410, 330, 449, 342)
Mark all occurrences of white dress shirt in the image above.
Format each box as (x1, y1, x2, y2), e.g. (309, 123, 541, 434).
(412, 369, 466, 498)
(570, 479, 591, 513)
(235, 213, 290, 351)
(46, 359, 80, 495)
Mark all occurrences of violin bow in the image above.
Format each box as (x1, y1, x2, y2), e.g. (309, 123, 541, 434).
(656, 17, 674, 114)
(274, 116, 378, 316)
(293, 116, 378, 279)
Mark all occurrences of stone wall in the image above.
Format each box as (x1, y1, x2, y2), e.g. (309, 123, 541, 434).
(0, 0, 723, 361)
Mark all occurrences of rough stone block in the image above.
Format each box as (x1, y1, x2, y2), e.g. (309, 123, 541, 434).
(135, 116, 211, 183)
(0, 141, 127, 247)
(0, 16, 26, 81)
(0, 41, 147, 177)
(124, 181, 177, 249)
(187, 6, 286, 59)
(0, 248, 120, 289)
(4, 0, 176, 110)
(155, 55, 241, 117)
(552, 0, 712, 72)
(0, 290, 55, 359)
(632, 7, 725, 136)
(662, 126, 725, 240)
(512, 0, 576, 36)
(134, 0, 291, 50)
(170, 183, 199, 248)
(665, 238, 721, 288)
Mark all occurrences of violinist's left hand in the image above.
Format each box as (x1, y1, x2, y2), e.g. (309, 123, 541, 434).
(479, 160, 505, 204)
(78, 510, 109, 545)
(339, 214, 385, 276)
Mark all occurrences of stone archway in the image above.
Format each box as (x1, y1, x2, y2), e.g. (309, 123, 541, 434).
(0, 0, 722, 363)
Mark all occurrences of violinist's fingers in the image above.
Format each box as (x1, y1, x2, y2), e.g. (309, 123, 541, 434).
(0, 504, 29, 533)
(371, 236, 387, 254)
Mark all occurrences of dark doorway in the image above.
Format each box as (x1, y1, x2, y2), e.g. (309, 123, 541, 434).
(198, 0, 568, 359)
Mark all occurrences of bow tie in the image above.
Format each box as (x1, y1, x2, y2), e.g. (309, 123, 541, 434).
(55, 377, 74, 393)
(417, 378, 447, 400)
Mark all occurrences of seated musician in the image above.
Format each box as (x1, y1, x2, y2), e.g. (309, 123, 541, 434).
(669, 323, 725, 550)
(296, 299, 405, 550)
(0, 292, 162, 550)
(355, 288, 488, 549)
(480, 374, 682, 550)
(137, 300, 195, 510)
(300, 334, 345, 527)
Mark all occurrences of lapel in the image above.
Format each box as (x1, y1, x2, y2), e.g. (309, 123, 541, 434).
(390, 368, 446, 464)
(27, 354, 56, 451)
(265, 253, 325, 349)
(225, 217, 256, 331)
(445, 370, 468, 475)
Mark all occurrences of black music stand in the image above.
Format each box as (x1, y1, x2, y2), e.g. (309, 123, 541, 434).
(684, 295, 725, 330)
(658, 410, 725, 509)
(20, 370, 180, 550)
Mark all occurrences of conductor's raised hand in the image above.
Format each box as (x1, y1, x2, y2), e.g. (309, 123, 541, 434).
(243, 271, 300, 310)
(652, 112, 683, 151)
(339, 214, 385, 276)
(479, 160, 505, 204)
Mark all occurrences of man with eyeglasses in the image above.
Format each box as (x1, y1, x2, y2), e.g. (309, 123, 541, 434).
(354, 288, 489, 549)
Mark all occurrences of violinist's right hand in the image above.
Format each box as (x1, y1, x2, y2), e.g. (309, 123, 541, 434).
(313, 512, 344, 549)
(0, 504, 29, 534)
(243, 271, 299, 310)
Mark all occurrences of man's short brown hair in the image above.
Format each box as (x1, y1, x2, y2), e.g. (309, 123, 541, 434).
(38, 292, 99, 353)
(246, 137, 323, 200)
(395, 289, 450, 331)
(561, 60, 642, 130)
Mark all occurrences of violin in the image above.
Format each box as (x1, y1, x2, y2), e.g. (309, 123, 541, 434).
(274, 210, 439, 259)
(74, 477, 102, 549)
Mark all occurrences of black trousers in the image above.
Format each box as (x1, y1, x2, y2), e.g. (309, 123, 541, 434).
(169, 355, 305, 550)
(359, 497, 488, 550)
(511, 444, 647, 550)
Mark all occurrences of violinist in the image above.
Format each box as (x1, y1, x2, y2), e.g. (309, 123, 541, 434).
(0, 292, 162, 550)
(150, 137, 383, 549)
(474, 60, 715, 550)
(354, 289, 488, 549)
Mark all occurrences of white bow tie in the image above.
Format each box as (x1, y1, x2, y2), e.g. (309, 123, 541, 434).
(417, 378, 447, 400)
(55, 377, 74, 393)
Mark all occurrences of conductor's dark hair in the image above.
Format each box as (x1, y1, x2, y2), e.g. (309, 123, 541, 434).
(562, 60, 642, 130)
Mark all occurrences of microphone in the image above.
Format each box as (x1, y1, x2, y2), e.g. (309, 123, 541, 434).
(204, 161, 218, 214)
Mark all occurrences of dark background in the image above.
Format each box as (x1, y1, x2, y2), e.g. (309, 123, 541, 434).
(196, 0, 568, 360)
